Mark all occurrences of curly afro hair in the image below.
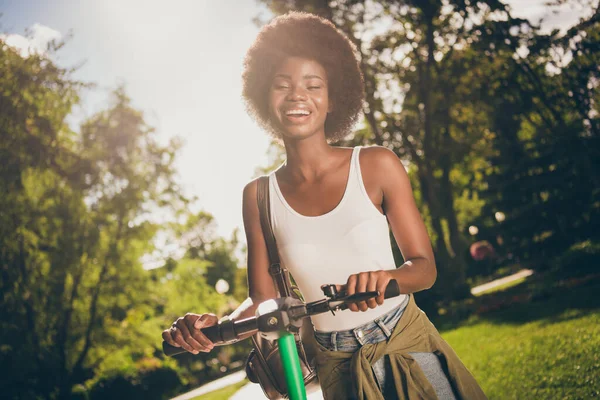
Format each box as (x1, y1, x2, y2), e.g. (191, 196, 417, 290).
(242, 11, 365, 143)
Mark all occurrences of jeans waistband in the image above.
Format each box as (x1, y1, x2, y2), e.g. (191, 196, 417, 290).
(314, 294, 410, 352)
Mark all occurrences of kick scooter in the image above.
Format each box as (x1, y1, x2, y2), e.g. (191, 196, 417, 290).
(163, 280, 401, 400)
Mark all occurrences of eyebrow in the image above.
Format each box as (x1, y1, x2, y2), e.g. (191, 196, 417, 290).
(273, 74, 326, 81)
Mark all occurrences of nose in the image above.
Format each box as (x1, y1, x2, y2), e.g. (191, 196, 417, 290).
(286, 85, 308, 101)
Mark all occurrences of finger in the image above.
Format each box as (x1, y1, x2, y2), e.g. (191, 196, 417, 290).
(356, 273, 369, 312)
(176, 319, 203, 353)
(192, 315, 218, 351)
(171, 327, 196, 354)
(376, 273, 391, 306)
(366, 272, 378, 309)
(191, 329, 214, 352)
(185, 313, 215, 350)
(184, 313, 204, 327)
(346, 274, 358, 312)
(184, 313, 203, 327)
(162, 329, 180, 348)
(194, 313, 218, 329)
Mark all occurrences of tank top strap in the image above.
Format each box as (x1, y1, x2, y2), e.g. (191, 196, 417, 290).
(341, 145, 359, 197)
(268, 169, 280, 214)
(348, 145, 365, 196)
(351, 145, 361, 178)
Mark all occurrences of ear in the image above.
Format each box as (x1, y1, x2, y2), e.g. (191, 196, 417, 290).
(327, 101, 334, 114)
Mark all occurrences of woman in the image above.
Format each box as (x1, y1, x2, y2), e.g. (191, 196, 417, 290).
(162, 11, 487, 400)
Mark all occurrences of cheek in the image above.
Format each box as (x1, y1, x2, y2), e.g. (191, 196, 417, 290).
(315, 94, 330, 115)
(317, 87, 330, 107)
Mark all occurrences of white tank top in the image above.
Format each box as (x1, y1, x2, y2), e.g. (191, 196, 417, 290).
(268, 146, 408, 331)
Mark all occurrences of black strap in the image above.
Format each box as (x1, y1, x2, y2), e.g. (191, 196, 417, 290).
(257, 175, 292, 298)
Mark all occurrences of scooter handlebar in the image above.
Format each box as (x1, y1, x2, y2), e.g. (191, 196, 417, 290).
(162, 279, 401, 357)
(162, 324, 220, 357)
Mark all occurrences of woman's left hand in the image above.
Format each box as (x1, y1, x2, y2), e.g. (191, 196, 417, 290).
(344, 270, 393, 312)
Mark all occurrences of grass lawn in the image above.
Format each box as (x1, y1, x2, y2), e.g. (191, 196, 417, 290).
(439, 275, 600, 399)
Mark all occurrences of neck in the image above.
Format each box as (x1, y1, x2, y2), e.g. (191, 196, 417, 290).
(281, 133, 335, 183)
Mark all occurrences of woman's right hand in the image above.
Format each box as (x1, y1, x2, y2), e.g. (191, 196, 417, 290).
(162, 313, 218, 354)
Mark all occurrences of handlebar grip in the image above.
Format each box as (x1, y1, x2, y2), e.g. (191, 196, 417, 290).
(162, 324, 221, 357)
(383, 279, 400, 299)
(163, 341, 185, 357)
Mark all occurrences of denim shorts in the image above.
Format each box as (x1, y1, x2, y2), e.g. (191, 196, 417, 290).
(314, 294, 457, 399)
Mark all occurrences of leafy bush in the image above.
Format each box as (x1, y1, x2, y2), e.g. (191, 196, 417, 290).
(550, 240, 600, 277)
(87, 361, 182, 400)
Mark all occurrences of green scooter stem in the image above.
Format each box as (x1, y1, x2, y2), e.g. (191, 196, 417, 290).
(278, 333, 307, 400)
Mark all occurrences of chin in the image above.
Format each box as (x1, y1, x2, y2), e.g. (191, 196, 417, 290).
(281, 128, 319, 141)
(278, 121, 326, 141)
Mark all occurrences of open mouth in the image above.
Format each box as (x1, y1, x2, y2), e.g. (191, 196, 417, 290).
(283, 109, 312, 123)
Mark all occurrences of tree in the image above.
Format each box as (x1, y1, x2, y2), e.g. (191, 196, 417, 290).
(254, 0, 530, 301)
(172, 211, 244, 300)
(0, 32, 188, 397)
(476, 1, 599, 268)
(0, 35, 89, 399)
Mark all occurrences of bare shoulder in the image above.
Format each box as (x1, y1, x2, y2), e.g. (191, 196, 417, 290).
(359, 145, 407, 180)
(242, 177, 262, 225)
(242, 177, 260, 203)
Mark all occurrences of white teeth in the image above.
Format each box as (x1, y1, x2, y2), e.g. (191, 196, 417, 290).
(285, 109, 310, 116)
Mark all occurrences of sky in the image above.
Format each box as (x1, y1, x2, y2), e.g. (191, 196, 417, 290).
(1, 0, 593, 247)
(1, 0, 274, 243)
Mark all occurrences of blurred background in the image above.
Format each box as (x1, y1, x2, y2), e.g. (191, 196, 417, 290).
(0, 0, 598, 399)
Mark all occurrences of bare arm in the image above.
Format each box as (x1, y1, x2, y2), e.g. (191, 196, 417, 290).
(224, 178, 278, 341)
(344, 146, 437, 312)
(162, 178, 278, 351)
(373, 147, 437, 292)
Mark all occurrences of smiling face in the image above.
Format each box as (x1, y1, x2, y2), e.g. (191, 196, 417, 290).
(268, 56, 332, 141)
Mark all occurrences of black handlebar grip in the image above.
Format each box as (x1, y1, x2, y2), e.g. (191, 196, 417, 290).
(162, 324, 221, 357)
(163, 341, 185, 357)
(383, 279, 401, 299)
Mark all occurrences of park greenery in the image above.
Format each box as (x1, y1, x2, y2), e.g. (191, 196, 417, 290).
(1, 0, 598, 399)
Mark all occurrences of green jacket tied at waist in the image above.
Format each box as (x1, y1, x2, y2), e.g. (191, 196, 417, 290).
(314, 293, 488, 400)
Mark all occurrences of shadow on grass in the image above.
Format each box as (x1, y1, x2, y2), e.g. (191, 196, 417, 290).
(432, 269, 600, 332)
(480, 280, 600, 325)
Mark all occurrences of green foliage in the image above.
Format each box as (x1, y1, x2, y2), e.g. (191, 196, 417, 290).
(549, 240, 600, 277)
(475, 10, 600, 267)
(159, 258, 223, 318)
(0, 34, 248, 399)
(170, 211, 243, 301)
(87, 360, 182, 400)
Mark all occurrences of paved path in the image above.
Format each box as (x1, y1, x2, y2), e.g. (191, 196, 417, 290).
(170, 370, 247, 400)
(230, 381, 323, 400)
(470, 268, 534, 295)
(172, 269, 534, 399)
